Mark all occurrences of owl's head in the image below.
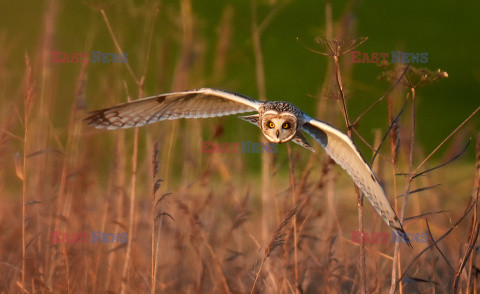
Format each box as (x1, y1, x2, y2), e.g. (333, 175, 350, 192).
(260, 111, 297, 143)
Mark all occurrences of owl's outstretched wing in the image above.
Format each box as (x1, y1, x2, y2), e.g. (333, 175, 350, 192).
(85, 88, 261, 129)
(302, 117, 409, 242)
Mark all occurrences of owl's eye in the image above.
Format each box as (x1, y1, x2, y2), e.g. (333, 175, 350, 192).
(268, 121, 275, 128)
(282, 122, 290, 129)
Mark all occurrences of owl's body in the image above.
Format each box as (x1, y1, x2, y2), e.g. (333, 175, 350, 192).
(86, 88, 409, 244)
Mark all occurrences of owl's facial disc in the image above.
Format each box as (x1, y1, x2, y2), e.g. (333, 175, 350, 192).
(261, 113, 297, 143)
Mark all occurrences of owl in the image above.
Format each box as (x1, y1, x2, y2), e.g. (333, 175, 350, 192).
(86, 88, 408, 240)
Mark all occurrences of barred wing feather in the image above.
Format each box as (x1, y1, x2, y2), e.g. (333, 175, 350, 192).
(85, 88, 260, 129)
(302, 117, 407, 237)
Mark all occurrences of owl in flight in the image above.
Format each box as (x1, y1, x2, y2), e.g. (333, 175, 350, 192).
(86, 88, 407, 238)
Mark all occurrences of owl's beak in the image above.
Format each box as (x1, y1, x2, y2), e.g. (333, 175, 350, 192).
(276, 130, 280, 138)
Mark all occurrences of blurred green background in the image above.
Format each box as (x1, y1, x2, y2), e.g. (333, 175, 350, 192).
(1, 0, 479, 160)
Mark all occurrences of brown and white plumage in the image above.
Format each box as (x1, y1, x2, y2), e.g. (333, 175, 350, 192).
(303, 118, 404, 232)
(86, 88, 408, 240)
(86, 88, 260, 129)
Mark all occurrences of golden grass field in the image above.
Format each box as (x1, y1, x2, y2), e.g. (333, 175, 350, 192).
(1, 1, 479, 293)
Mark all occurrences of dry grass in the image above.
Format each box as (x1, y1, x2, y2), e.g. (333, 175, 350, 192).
(1, 1, 480, 293)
